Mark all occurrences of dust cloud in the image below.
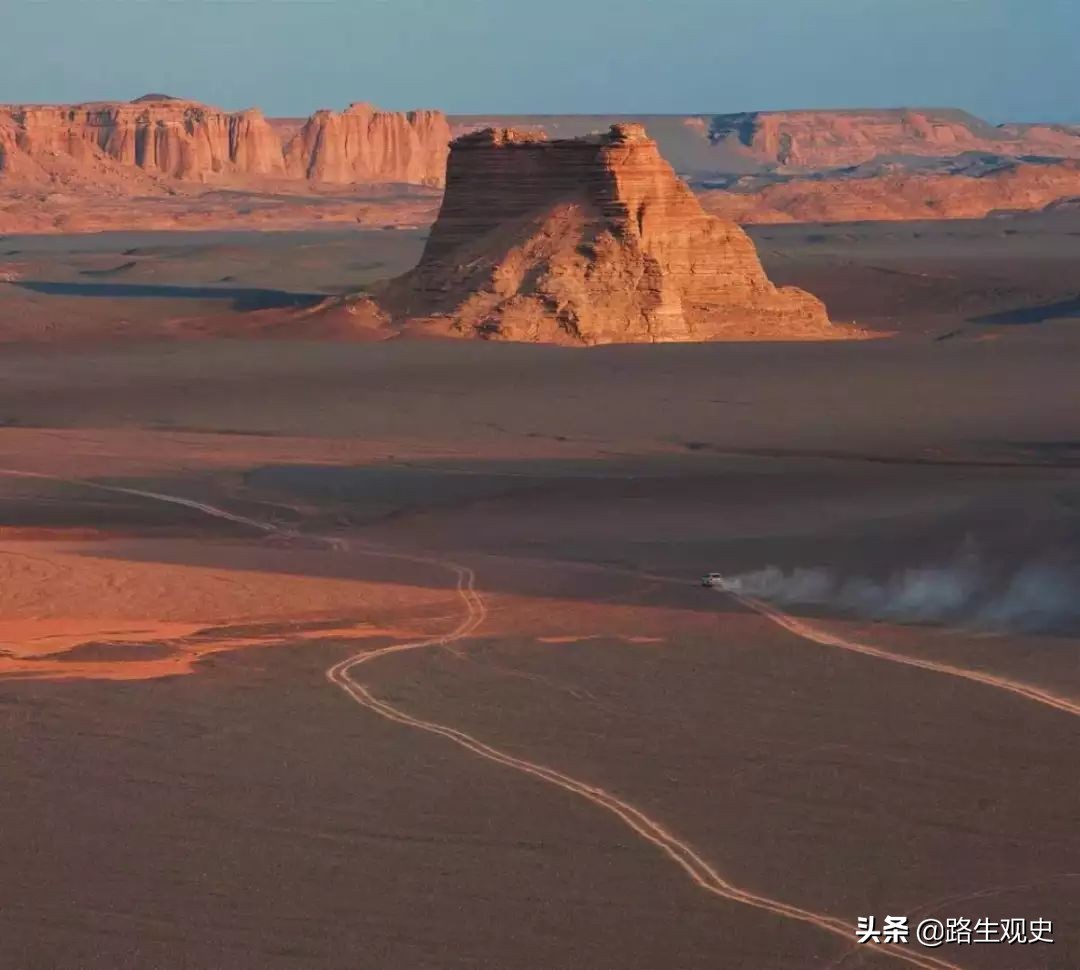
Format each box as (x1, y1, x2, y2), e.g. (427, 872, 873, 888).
(722, 547, 1080, 633)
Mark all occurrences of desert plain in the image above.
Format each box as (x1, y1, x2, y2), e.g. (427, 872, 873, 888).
(0, 206, 1078, 968)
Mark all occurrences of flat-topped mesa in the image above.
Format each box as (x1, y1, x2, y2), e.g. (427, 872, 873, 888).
(709, 109, 1080, 170)
(456, 122, 651, 148)
(283, 103, 451, 185)
(382, 124, 837, 344)
(700, 157, 1080, 224)
(0, 96, 452, 187)
(0, 98, 285, 180)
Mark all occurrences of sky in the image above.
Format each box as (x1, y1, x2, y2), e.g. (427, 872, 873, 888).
(3, 0, 1079, 122)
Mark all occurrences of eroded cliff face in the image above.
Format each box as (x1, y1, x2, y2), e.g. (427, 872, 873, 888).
(700, 159, 1080, 224)
(0, 97, 450, 187)
(382, 124, 838, 344)
(285, 103, 450, 186)
(0, 100, 284, 181)
(709, 109, 1080, 170)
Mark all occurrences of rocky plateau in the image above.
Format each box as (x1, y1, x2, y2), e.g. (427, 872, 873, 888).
(705, 108, 1080, 170)
(5, 100, 1080, 232)
(0, 95, 450, 188)
(700, 156, 1080, 224)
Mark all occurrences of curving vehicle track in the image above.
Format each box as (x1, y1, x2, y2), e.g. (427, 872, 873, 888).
(0, 468, 965, 969)
(726, 589, 1080, 720)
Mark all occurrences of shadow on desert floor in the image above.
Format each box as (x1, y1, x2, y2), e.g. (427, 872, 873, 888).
(970, 294, 1080, 325)
(14, 279, 324, 311)
(0, 449, 1076, 690)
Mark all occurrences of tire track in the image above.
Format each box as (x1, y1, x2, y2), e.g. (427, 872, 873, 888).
(728, 589, 1080, 719)
(324, 553, 960, 970)
(0, 468, 962, 969)
(461, 550, 1080, 721)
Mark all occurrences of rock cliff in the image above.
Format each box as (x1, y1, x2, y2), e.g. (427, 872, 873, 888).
(381, 124, 837, 344)
(0, 96, 450, 187)
(452, 110, 1080, 181)
(284, 103, 450, 186)
(700, 158, 1080, 224)
(0, 99, 284, 181)
(707, 109, 1080, 171)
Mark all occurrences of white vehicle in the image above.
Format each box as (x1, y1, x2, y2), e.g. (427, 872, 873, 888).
(700, 572, 728, 588)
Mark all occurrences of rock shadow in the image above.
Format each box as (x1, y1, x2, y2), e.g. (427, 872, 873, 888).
(14, 280, 323, 311)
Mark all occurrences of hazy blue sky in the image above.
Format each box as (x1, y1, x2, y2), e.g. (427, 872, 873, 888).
(4, 0, 1079, 121)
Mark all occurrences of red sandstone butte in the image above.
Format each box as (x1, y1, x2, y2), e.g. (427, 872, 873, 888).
(380, 124, 838, 344)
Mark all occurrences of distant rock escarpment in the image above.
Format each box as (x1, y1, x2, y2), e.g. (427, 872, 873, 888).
(284, 103, 450, 186)
(0, 96, 450, 187)
(0, 99, 285, 182)
(701, 157, 1080, 224)
(707, 109, 1080, 171)
(450, 109, 1080, 182)
(380, 124, 837, 344)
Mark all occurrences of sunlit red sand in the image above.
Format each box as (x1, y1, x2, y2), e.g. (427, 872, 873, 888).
(0, 539, 447, 681)
(0, 300, 1077, 967)
(2, 471, 971, 968)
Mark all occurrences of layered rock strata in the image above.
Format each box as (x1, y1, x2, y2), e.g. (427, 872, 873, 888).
(284, 103, 450, 186)
(0, 97, 450, 187)
(700, 159, 1080, 224)
(708, 109, 1080, 171)
(381, 124, 836, 344)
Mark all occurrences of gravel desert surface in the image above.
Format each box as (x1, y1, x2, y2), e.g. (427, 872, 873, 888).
(0, 279, 1077, 966)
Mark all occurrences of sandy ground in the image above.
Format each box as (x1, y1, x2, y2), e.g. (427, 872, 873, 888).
(0, 183, 440, 234)
(3, 208, 1080, 340)
(755, 211, 1080, 336)
(0, 222, 1078, 967)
